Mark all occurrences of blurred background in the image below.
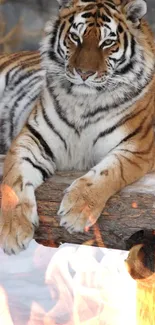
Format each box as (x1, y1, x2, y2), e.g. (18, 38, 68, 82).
(0, 0, 155, 54)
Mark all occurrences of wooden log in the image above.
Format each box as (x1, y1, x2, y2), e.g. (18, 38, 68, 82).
(35, 174, 155, 250)
(0, 155, 155, 250)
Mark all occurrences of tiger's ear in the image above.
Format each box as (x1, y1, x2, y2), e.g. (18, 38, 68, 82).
(124, 0, 147, 24)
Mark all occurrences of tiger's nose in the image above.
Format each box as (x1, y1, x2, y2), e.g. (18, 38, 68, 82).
(76, 69, 95, 81)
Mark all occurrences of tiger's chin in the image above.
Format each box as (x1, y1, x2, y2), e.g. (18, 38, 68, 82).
(71, 84, 98, 95)
(65, 74, 99, 95)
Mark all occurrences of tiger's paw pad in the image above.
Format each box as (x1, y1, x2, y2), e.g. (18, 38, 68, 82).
(58, 176, 102, 233)
(0, 202, 38, 255)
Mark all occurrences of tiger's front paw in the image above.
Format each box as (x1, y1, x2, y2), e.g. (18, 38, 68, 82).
(0, 199, 38, 255)
(58, 176, 105, 233)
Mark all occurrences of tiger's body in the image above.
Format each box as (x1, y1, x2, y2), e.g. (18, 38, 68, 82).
(1, 0, 155, 254)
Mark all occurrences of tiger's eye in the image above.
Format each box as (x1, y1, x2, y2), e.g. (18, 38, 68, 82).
(100, 39, 115, 49)
(70, 32, 80, 42)
(104, 39, 113, 46)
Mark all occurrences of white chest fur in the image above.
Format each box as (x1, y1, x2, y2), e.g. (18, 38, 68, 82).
(33, 87, 130, 171)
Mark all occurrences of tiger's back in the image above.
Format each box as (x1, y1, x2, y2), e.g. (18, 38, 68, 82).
(0, 51, 43, 153)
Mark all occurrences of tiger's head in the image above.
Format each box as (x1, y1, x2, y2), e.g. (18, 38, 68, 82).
(41, 0, 155, 94)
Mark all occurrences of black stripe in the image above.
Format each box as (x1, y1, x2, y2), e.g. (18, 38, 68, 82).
(25, 182, 33, 187)
(114, 154, 127, 184)
(9, 59, 41, 85)
(119, 153, 142, 170)
(82, 12, 95, 18)
(5, 71, 10, 87)
(104, 24, 111, 30)
(10, 91, 28, 140)
(93, 107, 147, 146)
(23, 157, 49, 180)
(69, 16, 74, 24)
(26, 132, 52, 162)
(9, 75, 41, 140)
(82, 106, 108, 119)
(118, 125, 143, 146)
(111, 46, 119, 53)
(26, 123, 55, 161)
(117, 37, 136, 74)
(57, 46, 65, 59)
(130, 36, 136, 58)
(57, 21, 66, 58)
(114, 66, 154, 103)
(50, 19, 60, 48)
(118, 32, 128, 66)
(14, 90, 40, 130)
(97, 3, 104, 8)
(117, 61, 134, 75)
(48, 50, 63, 65)
(118, 111, 149, 146)
(102, 14, 111, 23)
(117, 24, 123, 34)
(48, 18, 65, 64)
(48, 88, 80, 136)
(59, 21, 66, 39)
(85, 4, 96, 10)
(109, 57, 117, 63)
(41, 103, 67, 150)
(141, 121, 153, 139)
(0, 51, 38, 71)
(110, 32, 116, 37)
(119, 138, 154, 156)
(12, 69, 36, 88)
(105, 1, 119, 12)
(88, 22, 95, 27)
(104, 6, 112, 18)
(81, 0, 96, 2)
(19, 143, 52, 176)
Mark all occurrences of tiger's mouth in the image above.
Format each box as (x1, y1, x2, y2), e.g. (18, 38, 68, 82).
(65, 68, 109, 89)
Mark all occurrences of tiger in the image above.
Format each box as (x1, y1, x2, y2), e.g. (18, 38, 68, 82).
(0, 0, 155, 255)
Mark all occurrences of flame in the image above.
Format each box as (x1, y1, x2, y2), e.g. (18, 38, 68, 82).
(93, 224, 105, 247)
(0, 184, 19, 211)
(44, 245, 136, 325)
(0, 287, 14, 325)
(1, 242, 154, 325)
(126, 243, 155, 325)
(132, 201, 138, 209)
(136, 277, 155, 325)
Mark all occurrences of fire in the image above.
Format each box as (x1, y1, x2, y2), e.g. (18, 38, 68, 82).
(126, 243, 155, 325)
(136, 278, 155, 325)
(0, 287, 14, 325)
(93, 224, 105, 247)
(132, 201, 138, 209)
(44, 245, 136, 325)
(0, 241, 155, 325)
(0, 184, 19, 211)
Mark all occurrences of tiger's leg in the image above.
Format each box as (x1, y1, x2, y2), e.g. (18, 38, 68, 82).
(0, 126, 55, 254)
(58, 140, 155, 233)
